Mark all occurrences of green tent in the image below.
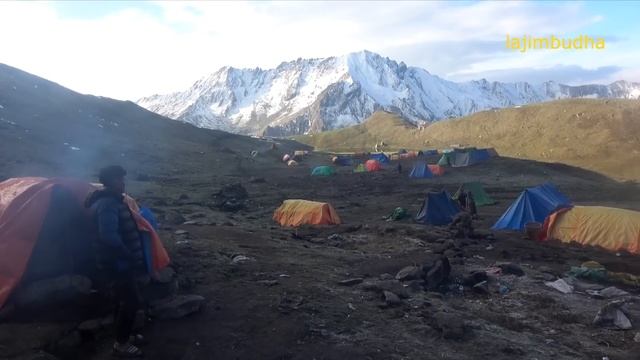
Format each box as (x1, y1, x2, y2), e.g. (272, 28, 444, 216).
(311, 166, 336, 176)
(453, 182, 495, 206)
(437, 153, 452, 166)
(353, 164, 366, 173)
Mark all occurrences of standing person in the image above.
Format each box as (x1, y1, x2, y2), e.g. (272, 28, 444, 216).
(85, 166, 145, 358)
(457, 191, 468, 211)
(467, 191, 478, 218)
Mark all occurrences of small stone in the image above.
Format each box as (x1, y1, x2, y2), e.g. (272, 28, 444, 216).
(182, 220, 198, 225)
(472, 281, 489, 295)
(77, 318, 102, 334)
(257, 280, 279, 286)
(498, 263, 525, 277)
(395, 266, 422, 281)
(149, 294, 205, 320)
(634, 332, 640, 343)
(434, 239, 456, 254)
(56, 331, 82, 350)
(164, 211, 186, 225)
(231, 255, 253, 264)
(379, 273, 394, 280)
(383, 291, 402, 306)
(338, 278, 363, 286)
(362, 280, 409, 298)
(174, 230, 188, 235)
(435, 311, 465, 340)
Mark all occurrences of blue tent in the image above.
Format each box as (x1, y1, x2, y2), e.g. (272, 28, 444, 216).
(409, 163, 433, 179)
(333, 156, 353, 166)
(370, 153, 390, 164)
(415, 191, 460, 225)
(492, 183, 571, 230)
(422, 149, 439, 156)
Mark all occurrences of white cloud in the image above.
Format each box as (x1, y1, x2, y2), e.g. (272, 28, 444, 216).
(0, 1, 636, 100)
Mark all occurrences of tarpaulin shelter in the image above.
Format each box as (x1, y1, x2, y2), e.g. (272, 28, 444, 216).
(427, 165, 445, 176)
(311, 166, 335, 176)
(453, 182, 495, 206)
(273, 199, 341, 227)
(370, 153, 390, 164)
(415, 190, 460, 226)
(422, 149, 439, 156)
(542, 206, 640, 254)
(0, 177, 170, 309)
(365, 160, 383, 172)
(492, 183, 571, 231)
(409, 163, 433, 179)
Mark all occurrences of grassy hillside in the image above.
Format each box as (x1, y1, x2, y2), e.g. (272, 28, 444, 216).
(295, 99, 640, 180)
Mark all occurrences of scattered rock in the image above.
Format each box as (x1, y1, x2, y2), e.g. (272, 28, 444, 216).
(231, 255, 253, 265)
(174, 230, 189, 235)
(165, 211, 186, 225)
(396, 266, 422, 281)
(212, 183, 248, 212)
(77, 318, 102, 334)
(462, 271, 488, 287)
(383, 291, 402, 307)
(634, 332, 640, 343)
(55, 331, 82, 350)
(149, 294, 205, 320)
(182, 220, 198, 225)
(338, 278, 363, 286)
(257, 280, 279, 287)
(472, 281, 490, 295)
(545, 278, 574, 294)
(434, 239, 456, 254)
(14, 275, 92, 308)
(498, 263, 525, 276)
(434, 311, 465, 340)
(362, 280, 409, 298)
(379, 273, 394, 281)
(588, 286, 629, 299)
(135, 174, 151, 182)
(423, 257, 451, 291)
(593, 300, 633, 330)
(249, 177, 266, 183)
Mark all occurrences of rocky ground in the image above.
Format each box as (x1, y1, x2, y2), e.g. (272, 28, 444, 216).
(1, 150, 640, 360)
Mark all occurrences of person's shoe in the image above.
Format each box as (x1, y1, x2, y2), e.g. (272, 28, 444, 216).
(112, 342, 143, 358)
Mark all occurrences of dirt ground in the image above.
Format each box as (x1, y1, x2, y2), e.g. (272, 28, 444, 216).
(2, 149, 640, 360)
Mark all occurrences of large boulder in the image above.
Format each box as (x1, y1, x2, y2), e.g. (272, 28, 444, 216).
(149, 294, 205, 320)
(13, 275, 92, 308)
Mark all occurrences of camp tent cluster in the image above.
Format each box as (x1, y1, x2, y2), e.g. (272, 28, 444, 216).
(0, 177, 170, 309)
(438, 148, 496, 167)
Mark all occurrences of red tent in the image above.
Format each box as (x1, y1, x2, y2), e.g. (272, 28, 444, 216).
(0, 177, 170, 309)
(365, 160, 383, 172)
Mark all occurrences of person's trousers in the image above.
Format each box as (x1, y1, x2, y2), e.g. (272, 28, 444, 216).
(113, 274, 141, 344)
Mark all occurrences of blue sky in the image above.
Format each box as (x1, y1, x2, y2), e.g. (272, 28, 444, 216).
(1, 1, 638, 100)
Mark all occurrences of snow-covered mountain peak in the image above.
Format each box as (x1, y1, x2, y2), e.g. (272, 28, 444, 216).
(137, 51, 640, 136)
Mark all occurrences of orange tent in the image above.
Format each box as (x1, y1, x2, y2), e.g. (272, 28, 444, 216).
(0, 177, 169, 309)
(273, 199, 341, 227)
(428, 165, 445, 176)
(365, 160, 383, 172)
(542, 206, 640, 254)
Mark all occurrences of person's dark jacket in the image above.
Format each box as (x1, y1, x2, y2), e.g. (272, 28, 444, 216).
(85, 190, 145, 274)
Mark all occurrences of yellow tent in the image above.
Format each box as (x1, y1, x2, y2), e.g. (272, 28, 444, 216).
(273, 199, 341, 227)
(544, 206, 640, 254)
